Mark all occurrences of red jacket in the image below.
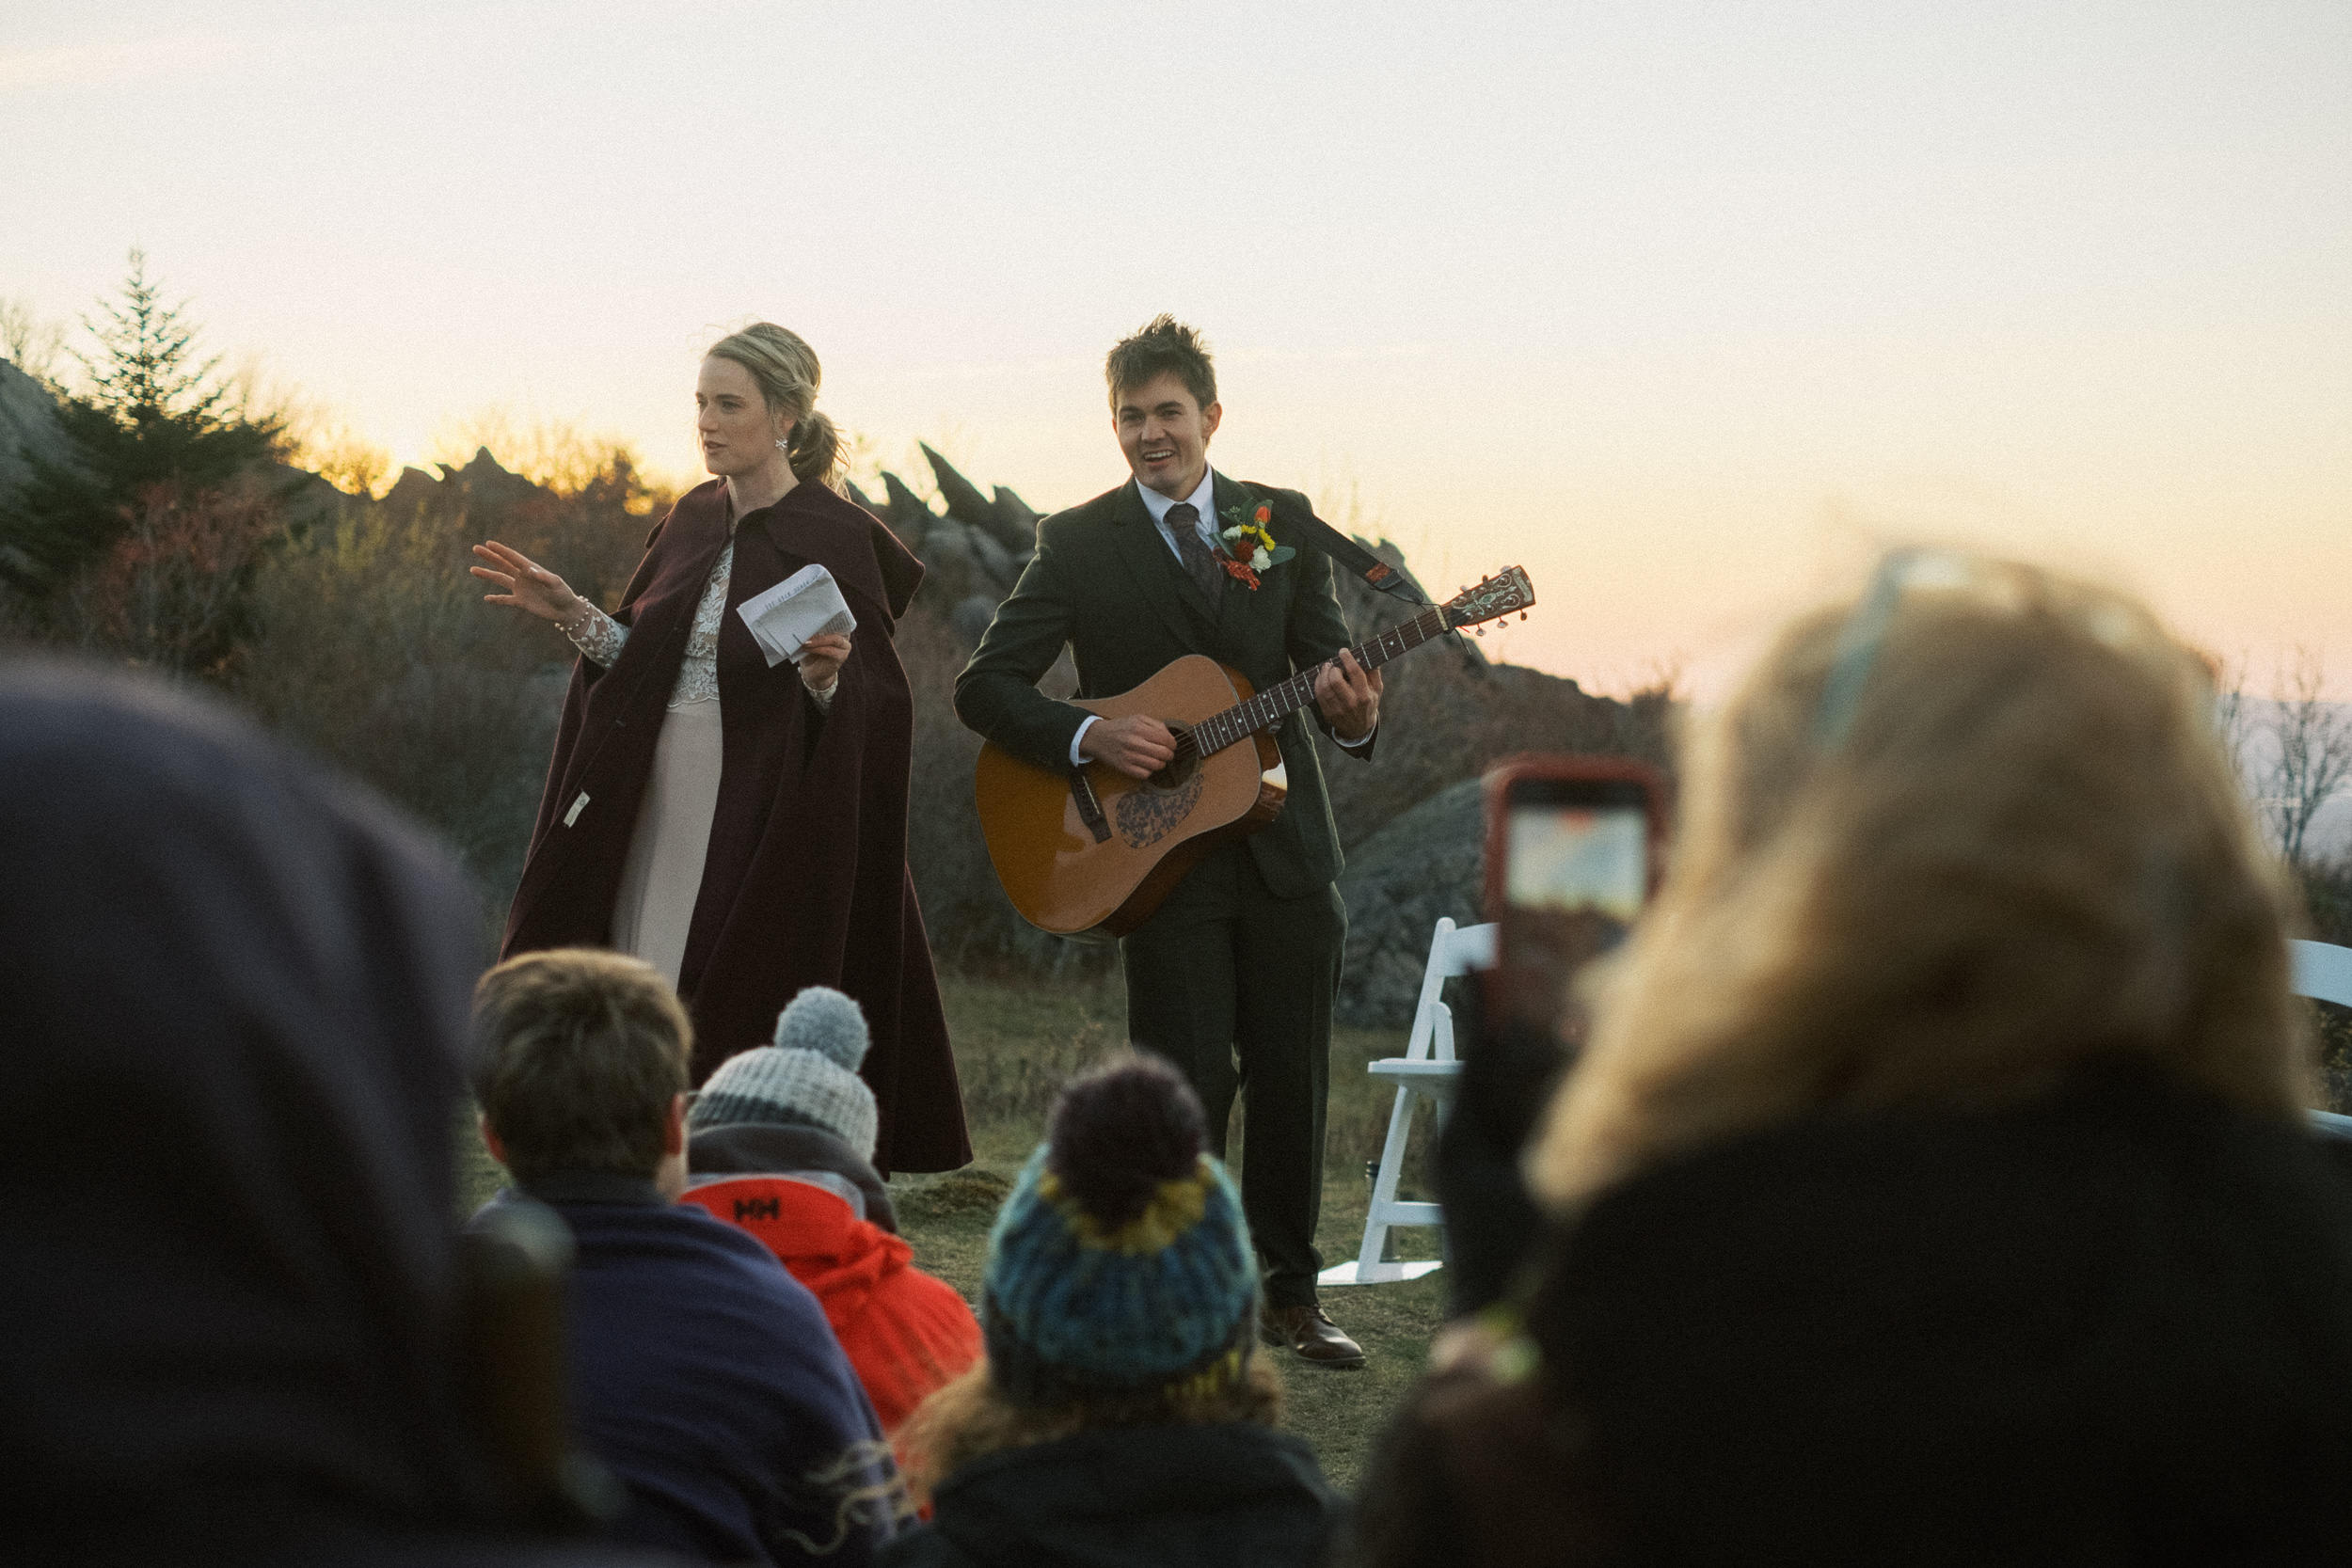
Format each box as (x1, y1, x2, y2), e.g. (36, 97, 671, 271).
(681, 1176, 980, 1433)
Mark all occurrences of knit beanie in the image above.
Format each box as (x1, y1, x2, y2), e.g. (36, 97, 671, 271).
(980, 1053, 1260, 1405)
(686, 986, 878, 1159)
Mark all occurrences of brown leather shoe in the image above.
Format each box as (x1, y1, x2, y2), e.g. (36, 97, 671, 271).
(1261, 1304, 1367, 1368)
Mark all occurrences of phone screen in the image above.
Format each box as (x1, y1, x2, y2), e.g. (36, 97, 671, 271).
(1494, 777, 1655, 1036)
(1504, 803, 1647, 922)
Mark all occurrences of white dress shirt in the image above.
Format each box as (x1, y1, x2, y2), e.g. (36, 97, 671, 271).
(1067, 470, 1372, 766)
(1136, 466, 1222, 561)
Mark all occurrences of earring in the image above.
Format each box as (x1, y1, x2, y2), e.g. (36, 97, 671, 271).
(775, 438, 788, 450)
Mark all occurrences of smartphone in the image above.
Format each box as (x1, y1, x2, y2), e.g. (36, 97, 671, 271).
(1482, 756, 1668, 1040)
(1437, 755, 1669, 1316)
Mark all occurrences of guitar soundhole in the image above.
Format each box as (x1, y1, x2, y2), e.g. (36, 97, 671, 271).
(1144, 721, 1199, 794)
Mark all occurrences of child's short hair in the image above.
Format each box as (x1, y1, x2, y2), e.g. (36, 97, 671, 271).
(471, 949, 691, 1182)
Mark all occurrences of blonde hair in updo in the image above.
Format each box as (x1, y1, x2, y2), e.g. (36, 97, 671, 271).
(1526, 552, 2308, 1212)
(707, 323, 843, 491)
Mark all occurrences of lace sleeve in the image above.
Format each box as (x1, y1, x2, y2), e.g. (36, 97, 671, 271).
(562, 603, 628, 668)
(807, 679, 836, 714)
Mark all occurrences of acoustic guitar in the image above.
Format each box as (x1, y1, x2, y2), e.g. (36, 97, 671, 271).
(975, 567, 1537, 939)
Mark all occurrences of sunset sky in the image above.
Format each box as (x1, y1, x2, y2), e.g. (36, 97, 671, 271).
(5, 1, 2346, 695)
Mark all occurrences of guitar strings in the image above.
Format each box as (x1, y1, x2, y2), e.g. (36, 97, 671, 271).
(1167, 604, 1454, 766)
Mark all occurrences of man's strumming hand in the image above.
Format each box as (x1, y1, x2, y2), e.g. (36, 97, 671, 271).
(1313, 648, 1382, 742)
(1080, 714, 1178, 780)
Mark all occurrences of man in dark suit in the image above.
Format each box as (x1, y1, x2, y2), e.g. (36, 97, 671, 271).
(955, 316, 1381, 1366)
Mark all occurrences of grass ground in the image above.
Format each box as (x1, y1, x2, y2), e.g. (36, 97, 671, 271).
(458, 972, 1450, 1493)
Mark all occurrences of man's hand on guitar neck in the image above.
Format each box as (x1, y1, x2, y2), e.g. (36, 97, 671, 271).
(1078, 714, 1179, 780)
(1313, 648, 1383, 744)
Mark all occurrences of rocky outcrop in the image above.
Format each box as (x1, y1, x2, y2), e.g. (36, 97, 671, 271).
(384, 446, 545, 515)
(855, 450, 1042, 610)
(0, 358, 67, 502)
(922, 442, 1035, 555)
(1333, 776, 1486, 1025)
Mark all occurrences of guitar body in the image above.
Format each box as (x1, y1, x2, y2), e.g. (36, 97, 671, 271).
(972, 564, 1534, 942)
(975, 655, 1286, 939)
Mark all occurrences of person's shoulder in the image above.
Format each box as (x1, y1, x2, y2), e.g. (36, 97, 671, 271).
(1034, 483, 1132, 550)
(879, 1253, 978, 1332)
(1223, 480, 1327, 554)
(667, 1198, 812, 1268)
(878, 1519, 970, 1568)
(1230, 478, 1312, 511)
(581, 1201, 818, 1300)
(645, 479, 726, 549)
(1013, 1419, 1329, 1483)
(781, 476, 882, 529)
(775, 479, 901, 561)
(773, 482, 925, 619)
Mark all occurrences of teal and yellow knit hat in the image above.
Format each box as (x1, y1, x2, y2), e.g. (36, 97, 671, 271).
(980, 1054, 1259, 1405)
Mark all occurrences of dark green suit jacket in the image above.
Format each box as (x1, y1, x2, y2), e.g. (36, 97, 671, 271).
(954, 472, 1375, 901)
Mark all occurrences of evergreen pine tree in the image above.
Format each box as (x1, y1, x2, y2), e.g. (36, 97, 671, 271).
(0, 250, 284, 591)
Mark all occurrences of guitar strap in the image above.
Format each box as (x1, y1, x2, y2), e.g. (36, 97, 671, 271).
(1262, 490, 1427, 606)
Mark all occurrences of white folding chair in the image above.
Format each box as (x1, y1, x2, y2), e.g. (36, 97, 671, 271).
(2295, 940, 2352, 1008)
(1319, 917, 1497, 1286)
(2293, 940, 2352, 1141)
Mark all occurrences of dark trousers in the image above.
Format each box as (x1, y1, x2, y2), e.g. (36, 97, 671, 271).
(1120, 844, 1344, 1308)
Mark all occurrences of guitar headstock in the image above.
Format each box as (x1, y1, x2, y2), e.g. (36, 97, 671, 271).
(1442, 566, 1535, 630)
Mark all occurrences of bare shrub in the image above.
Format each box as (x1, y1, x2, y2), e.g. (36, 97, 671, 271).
(240, 498, 558, 895)
(2214, 646, 2352, 875)
(2265, 650, 2352, 873)
(55, 481, 286, 678)
(0, 296, 68, 390)
(239, 450, 668, 914)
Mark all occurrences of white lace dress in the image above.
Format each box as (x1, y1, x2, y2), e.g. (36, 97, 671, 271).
(563, 529, 834, 984)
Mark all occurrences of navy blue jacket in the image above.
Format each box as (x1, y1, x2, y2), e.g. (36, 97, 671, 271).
(494, 1179, 905, 1565)
(883, 1422, 1344, 1568)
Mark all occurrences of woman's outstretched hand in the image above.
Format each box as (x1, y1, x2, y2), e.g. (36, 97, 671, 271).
(798, 632, 851, 694)
(470, 541, 583, 624)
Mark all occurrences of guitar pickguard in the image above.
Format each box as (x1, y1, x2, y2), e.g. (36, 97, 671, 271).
(1113, 772, 1205, 849)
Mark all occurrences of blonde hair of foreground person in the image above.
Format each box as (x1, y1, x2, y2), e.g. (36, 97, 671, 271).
(1528, 552, 2310, 1212)
(896, 1354, 1282, 1506)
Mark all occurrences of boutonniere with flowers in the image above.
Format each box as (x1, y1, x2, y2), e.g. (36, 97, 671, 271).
(1213, 500, 1296, 591)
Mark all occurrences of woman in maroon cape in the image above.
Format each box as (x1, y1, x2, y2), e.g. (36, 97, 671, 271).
(470, 323, 968, 1173)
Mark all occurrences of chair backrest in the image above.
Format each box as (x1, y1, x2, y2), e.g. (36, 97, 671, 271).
(2293, 942, 2352, 1144)
(2291, 940, 2352, 1009)
(1405, 918, 1499, 1062)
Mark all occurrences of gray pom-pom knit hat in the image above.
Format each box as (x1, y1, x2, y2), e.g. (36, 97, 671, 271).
(687, 986, 878, 1159)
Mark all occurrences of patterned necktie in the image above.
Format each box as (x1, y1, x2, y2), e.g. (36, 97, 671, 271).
(1167, 501, 1224, 602)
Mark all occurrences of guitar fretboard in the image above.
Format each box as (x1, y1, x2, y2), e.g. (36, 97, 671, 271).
(1189, 605, 1454, 758)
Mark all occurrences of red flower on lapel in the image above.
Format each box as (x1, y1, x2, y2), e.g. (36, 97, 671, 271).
(1212, 500, 1293, 592)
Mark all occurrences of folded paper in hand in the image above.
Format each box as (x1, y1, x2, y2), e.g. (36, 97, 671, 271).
(737, 564, 857, 668)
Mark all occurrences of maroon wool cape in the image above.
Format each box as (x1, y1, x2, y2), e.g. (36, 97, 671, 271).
(501, 478, 970, 1174)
